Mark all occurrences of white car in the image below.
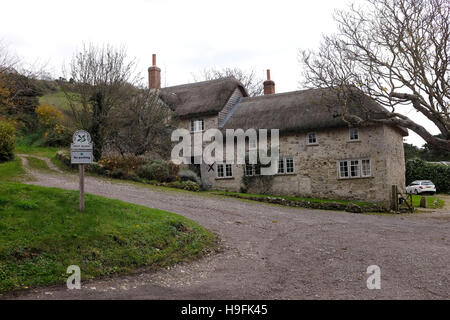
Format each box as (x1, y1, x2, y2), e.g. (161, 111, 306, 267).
(406, 180, 436, 195)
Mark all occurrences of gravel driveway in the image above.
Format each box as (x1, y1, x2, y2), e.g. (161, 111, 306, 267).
(3, 157, 450, 299)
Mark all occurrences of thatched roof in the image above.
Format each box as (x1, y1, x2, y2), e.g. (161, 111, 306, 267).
(221, 87, 408, 136)
(160, 77, 247, 118)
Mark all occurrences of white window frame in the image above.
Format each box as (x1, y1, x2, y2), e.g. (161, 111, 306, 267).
(361, 159, 372, 177)
(307, 132, 318, 145)
(277, 156, 295, 175)
(349, 128, 359, 141)
(190, 119, 204, 133)
(338, 158, 371, 179)
(216, 163, 233, 178)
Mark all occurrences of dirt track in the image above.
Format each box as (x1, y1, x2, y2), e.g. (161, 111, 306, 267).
(3, 156, 450, 299)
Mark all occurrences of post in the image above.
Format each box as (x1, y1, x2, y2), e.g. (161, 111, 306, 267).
(79, 164, 85, 211)
(391, 185, 399, 212)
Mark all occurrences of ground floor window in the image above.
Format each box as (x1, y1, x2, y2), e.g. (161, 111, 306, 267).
(277, 156, 295, 174)
(339, 159, 371, 178)
(217, 163, 233, 178)
(245, 163, 261, 176)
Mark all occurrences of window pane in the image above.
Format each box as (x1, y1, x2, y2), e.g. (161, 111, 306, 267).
(225, 164, 232, 177)
(278, 159, 285, 174)
(217, 164, 224, 177)
(286, 157, 294, 173)
(308, 133, 317, 144)
(339, 161, 349, 178)
(350, 128, 359, 140)
(190, 120, 194, 132)
(361, 159, 371, 176)
(245, 164, 254, 176)
(350, 160, 360, 177)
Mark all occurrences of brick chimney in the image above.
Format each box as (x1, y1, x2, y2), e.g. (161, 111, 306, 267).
(263, 69, 275, 95)
(148, 54, 161, 89)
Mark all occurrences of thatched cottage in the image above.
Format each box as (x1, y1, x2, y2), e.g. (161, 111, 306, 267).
(149, 55, 407, 208)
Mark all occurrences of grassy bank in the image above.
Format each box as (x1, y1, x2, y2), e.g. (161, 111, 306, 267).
(0, 182, 217, 293)
(0, 157, 27, 182)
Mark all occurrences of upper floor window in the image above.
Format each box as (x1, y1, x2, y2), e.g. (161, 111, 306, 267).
(190, 119, 204, 132)
(349, 128, 359, 141)
(307, 132, 317, 145)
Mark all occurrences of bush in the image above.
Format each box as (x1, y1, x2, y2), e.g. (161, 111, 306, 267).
(406, 159, 450, 194)
(0, 121, 15, 162)
(98, 152, 146, 172)
(137, 162, 170, 182)
(178, 169, 202, 185)
(181, 180, 200, 192)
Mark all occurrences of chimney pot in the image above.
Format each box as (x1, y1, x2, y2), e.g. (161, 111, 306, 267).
(263, 69, 275, 95)
(148, 54, 161, 89)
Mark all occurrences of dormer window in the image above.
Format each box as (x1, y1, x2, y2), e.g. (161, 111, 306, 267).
(307, 132, 317, 145)
(190, 119, 204, 132)
(349, 128, 359, 141)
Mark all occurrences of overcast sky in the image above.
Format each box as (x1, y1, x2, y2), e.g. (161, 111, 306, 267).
(0, 0, 439, 147)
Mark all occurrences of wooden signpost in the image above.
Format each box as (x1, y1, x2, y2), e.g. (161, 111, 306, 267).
(71, 130, 93, 211)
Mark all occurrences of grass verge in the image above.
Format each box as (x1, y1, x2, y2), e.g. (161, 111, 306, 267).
(211, 190, 375, 207)
(411, 194, 445, 209)
(25, 156, 51, 171)
(0, 182, 217, 293)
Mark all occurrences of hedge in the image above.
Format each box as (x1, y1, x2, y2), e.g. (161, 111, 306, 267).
(406, 159, 450, 194)
(0, 121, 15, 162)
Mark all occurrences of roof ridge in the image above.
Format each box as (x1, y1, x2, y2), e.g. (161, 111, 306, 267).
(162, 76, 238, 90)
(242, 88, 314, 101)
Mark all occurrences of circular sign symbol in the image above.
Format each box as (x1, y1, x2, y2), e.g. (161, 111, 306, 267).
(72, 130, 92, 145)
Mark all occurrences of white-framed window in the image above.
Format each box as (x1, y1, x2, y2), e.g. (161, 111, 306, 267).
(338, 159, 371, 179)
(307, 132, 317, 145)
(277, 156, 295, 174)
(217, 163, 233, 178)
(190, 119, 204, 132)
(349, 128, 359, 141)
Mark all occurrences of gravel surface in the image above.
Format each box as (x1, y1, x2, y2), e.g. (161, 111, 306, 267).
(2, 157, 450, 299)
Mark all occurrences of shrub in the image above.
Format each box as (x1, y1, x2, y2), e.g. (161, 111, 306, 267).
(44, 124, 72, 147)
(137, 162, 170, 182)
(406, 159, 450, 194)
(0, 121, 15, 162)
(35, 105, 64, 128)
(98, 152, 146, 172)
(178, 169, 202, 185)
(181, 180, 200, 192)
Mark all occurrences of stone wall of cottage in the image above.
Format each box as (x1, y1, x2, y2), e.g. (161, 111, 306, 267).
(211, 124, 406, 208)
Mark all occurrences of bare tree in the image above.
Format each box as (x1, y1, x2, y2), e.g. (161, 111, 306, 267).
(300, 0, 450, 151)
(0, 40, 20, 73)
(61, 43, 140, 159)
(107, 89, 174, 157)
(193, 67, 263, 97)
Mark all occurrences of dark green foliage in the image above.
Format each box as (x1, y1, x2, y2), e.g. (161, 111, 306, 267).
(137, 162, 170, 182)
(406, 159, 450, 194)
(0, 122, 15, 162)
(404, 139, 450, 161)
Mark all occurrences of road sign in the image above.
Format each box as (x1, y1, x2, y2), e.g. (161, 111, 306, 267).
(71, 130, 93, 212)
(71, 150, 94, 164)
